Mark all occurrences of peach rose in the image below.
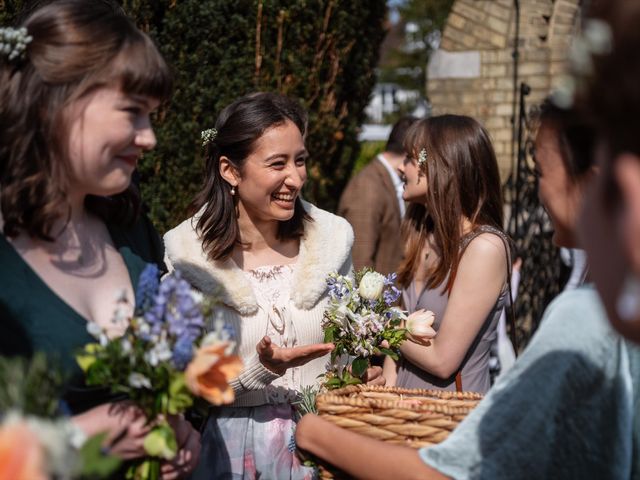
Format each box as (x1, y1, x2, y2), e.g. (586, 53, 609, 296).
(0, 421, 47, 480)
(185, 342, 243, 406)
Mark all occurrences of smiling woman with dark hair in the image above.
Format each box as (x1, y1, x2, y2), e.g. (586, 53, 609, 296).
(164, 92, 366, 479)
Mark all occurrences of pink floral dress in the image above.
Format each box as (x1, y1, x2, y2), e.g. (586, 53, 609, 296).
(191, 265, 315, 480)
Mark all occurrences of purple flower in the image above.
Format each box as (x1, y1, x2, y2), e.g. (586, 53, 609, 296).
(140, 270, 205, 342)
(327, 275, 351, 301)
(383, 286, 401, 306)
(135, 264, 160, 314)
(383, 273, 397, 286)
(172, 333, 195, 370)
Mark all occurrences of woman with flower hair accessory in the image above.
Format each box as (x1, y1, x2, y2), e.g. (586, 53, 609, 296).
(164, 92, 383, 479)
(0, 0, 200, 477)
(382, 114, 511, 395)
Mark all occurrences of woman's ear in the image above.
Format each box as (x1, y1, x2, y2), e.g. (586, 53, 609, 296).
(219, 156, 240, 188)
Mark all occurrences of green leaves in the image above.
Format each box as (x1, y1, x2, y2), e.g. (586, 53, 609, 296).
(377, 347, 398, 361)
(324, 368, 365, 390)
(0, 354, 66, 417)
(351, 356, 369, 379)
(143, 422, 178, 461)
(78, 433, 122, 478)
(167, 373, 193, 415)
(323, 324, 336, 344)
(292, 385, 319, 418)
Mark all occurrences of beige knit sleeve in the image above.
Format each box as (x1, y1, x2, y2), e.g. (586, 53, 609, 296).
(229, 354, 282, 395)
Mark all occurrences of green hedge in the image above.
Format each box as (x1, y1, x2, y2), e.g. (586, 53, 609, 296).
(123, 0, 387, 232)
(2, 0, 386, 232)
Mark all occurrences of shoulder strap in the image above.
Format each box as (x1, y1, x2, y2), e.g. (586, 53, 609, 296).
(449, 226, 518, 392)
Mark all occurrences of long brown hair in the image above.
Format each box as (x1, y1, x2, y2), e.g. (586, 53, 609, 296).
(0, 0, 172, 240)
(192, 92, 311, 261)
(397, 115, 503, 291)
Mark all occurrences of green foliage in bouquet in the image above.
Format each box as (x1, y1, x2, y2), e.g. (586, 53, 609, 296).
(0, 353, 64, 417)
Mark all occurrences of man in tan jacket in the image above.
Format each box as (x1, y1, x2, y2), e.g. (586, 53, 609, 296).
(338, 116, 417, 275)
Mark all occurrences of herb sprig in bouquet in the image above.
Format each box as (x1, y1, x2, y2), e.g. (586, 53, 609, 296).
(77, 265, 243, 479)
(322, 268, 407, 389)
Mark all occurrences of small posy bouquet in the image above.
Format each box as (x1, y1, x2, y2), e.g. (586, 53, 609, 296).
(322, 269, 407, 389)
(77, 264, 243, 480)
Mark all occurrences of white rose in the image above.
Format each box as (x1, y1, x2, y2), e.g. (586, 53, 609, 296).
(406, 309, 437, 339)
(358, 272, 385, 300)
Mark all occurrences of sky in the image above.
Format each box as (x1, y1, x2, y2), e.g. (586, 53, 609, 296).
(387, 0, 405, 24)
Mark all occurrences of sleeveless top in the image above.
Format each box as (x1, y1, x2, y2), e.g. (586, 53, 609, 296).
(396, 225, 511, 394)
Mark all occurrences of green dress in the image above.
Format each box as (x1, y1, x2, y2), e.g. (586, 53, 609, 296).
(0, 220, 164, 414)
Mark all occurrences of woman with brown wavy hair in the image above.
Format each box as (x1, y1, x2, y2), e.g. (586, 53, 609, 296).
(383, 114, 511, 394)
(0, 0, 199, 476)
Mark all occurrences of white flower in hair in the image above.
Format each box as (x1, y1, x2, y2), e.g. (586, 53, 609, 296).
(0, 26, 32, 62)
(201, 128, 218, 147)
(417, 148, 428, 168)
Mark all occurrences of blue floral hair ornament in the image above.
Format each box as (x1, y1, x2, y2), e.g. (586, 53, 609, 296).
(417, 148, 428, 168)
(0, 27, 32, 62)
(201, 128, 218, 147)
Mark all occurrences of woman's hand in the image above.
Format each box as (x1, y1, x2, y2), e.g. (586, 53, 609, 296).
(71, 402, 152, 460)
(256, 336, 334, 375)
(363, 365, 386, 386)
(160, 415, 201, 479)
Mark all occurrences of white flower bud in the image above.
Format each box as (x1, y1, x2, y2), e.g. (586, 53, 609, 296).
(358, 271, 385, 300)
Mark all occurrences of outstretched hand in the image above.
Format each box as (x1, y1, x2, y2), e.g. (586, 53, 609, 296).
(256, 336, 334, 375)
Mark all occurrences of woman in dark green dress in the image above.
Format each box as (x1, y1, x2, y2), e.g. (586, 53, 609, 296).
(0, 1, 199, 477)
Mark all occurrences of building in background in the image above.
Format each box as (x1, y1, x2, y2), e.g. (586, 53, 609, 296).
(426, 0, 582, 178)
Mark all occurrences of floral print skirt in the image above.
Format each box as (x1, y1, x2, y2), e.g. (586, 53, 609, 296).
(191, 403, 315, 480)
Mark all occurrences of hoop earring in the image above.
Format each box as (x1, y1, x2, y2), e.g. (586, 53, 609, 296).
(616, 272, 640, 323)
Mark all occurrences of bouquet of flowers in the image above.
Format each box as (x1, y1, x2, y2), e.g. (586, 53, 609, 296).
(77, 264, 243, 480)
(0, 354, 120, 480)
(321, 269, 407, 389)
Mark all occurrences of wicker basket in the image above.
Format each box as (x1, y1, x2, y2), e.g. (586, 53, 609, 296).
(313, 385, 483, 478)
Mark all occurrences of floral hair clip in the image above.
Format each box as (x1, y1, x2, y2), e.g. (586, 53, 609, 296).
(0, 27, 32, 62)
(201, 128, 217, 147)
(417, 148, 428, 168)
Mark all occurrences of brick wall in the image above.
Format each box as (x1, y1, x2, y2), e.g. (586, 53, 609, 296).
(427, 0, 581, 179)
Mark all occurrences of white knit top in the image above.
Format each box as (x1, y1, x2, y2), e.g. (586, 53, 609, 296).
(163, 201, 354, 407)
